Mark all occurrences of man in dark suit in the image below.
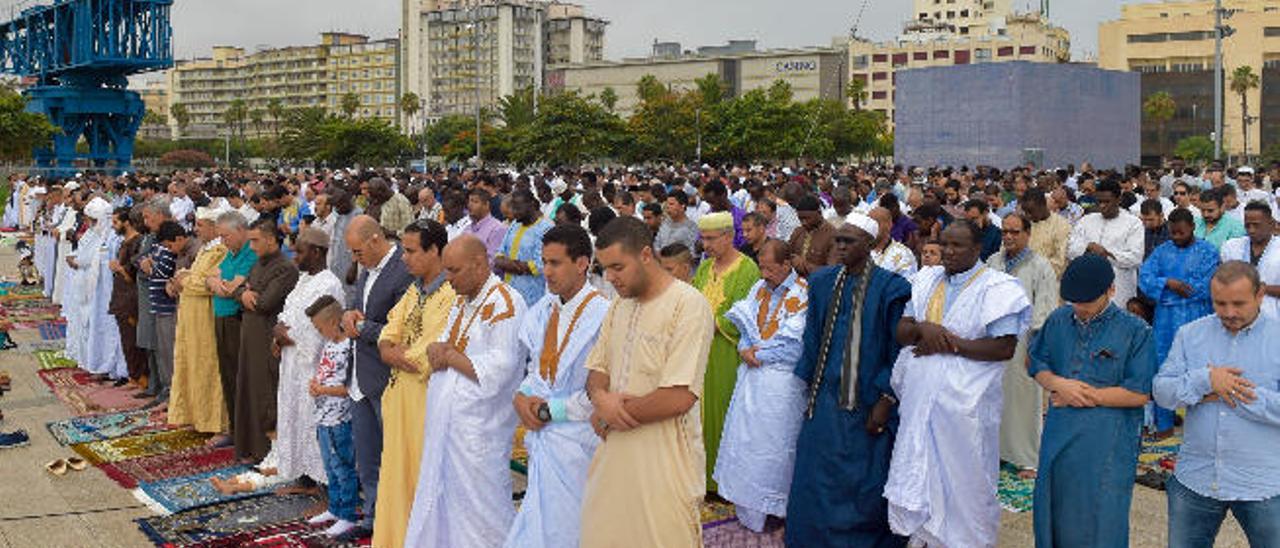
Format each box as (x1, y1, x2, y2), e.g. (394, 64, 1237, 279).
(339, 215, 414, 540)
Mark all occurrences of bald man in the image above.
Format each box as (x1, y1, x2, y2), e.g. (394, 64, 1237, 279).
(869, 207, 918, 278)
(405, 234, 527, 548)
(337, 215, 415, 539)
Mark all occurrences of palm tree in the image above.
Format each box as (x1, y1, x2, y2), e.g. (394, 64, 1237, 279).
(267, 98, 285, 140)
(599, 87, 618, 113)
(1230, 66, 1260, 159)
(170, 103, 190, 137)
(848, 77, 868, 111)
(1142, 91, 1176, 163)
(250, 108, 265, 139)
(224, 99, 249, 140)
(341, 92, 361, 119)
(400, 92, 421, 133)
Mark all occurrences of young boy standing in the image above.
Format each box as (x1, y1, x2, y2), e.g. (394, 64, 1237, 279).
(305, 294, 360, 538)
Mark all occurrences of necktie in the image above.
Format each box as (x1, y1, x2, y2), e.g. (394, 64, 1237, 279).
(539, 305, 561, 381)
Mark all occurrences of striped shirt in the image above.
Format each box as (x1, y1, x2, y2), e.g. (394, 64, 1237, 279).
(149, 246, 178, 315)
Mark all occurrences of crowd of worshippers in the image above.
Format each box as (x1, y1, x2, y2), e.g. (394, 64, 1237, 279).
(4, 158, 1280, 547)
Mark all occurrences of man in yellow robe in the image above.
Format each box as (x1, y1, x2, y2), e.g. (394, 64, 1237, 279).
(580, 216, 714, 548)
(168, 207, 229, 433)
(371, 219, 457, 547)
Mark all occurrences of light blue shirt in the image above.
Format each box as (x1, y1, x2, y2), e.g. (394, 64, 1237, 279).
(1153, 313, 1280, 501)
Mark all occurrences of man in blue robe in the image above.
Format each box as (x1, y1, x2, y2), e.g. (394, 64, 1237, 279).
(785, 213, 911, 548)
(1139, 208, 1219, 437)
(1029, 254, 1156, 547)
(494, 189, 553, 306)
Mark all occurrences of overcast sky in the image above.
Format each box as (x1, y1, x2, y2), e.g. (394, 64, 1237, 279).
(156, 0, 1155, 65)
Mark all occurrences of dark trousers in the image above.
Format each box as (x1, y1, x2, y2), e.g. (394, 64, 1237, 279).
(153, 313, 176, 402)
(214, 315, 241, 432)
(113, 314, 148, 381)
(351, 393, 383, 528)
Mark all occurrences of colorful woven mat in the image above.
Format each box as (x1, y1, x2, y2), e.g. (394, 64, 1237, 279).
(38, 367, 148, 416)
(135, 494, 323, 546)
(99, 446, 237, 490)
(38, 320, 66, 340)
(33, 348, 76, 370)
(45, 407, 171, 445)
(702, 518, 785, 547)
(137, 465, 270, 514)
(71, 429, 210, 465)
(997, 461, 1035, 513)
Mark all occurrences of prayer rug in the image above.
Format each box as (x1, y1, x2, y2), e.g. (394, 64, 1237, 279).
(27, 341, 66, 351)
(1138, 433, 1181, 470)
(38, 368, 149, 416)
(137, 466, 270, 514)
(188, 519, 364, 548)
(997, 462, 1035, 513)
(4, 300, 60, 326)
(99, 446, 237, 490)
(71, 429, 210, 465)
(33, 348, 75, 370)
(38, 320, 65, 340)
(702, 518, 785, 548)
(701, 499, 737, 524)
(135, 494, 323, 546)
(45, 408, 171, 445)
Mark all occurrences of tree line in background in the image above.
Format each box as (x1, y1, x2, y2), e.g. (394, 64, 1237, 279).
(1142, 65, 1272, 165)
(414, 74, 892, 167)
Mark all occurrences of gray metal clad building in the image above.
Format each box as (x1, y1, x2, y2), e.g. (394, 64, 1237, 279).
(893, 61, 1140, 169)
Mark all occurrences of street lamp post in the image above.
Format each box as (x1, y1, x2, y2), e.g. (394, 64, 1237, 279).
(471, 7, 482, 166)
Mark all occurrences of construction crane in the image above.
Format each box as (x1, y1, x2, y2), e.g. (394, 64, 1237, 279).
(0, 0, 173, 175)
(849, 0, 870, 39)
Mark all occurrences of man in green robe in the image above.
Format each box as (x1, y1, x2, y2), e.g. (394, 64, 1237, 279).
(692, 211, 760, 492)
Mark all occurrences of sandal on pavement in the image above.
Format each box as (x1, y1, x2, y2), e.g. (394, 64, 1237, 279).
(67, 456, 88, 472)
(45, 459, 68, 476)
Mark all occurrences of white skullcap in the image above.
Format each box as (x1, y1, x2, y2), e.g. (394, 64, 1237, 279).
(64, 181, 81, 191)
(195, 206, 223, 222)
(84, 197, 113, 221)
(843, 212, 879, 239)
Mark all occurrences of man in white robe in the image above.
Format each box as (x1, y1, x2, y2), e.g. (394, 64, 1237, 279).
(406, 235, 525, 548)
(870, 207, 919, 278)
(273, 228, 344, 484)
(884, 220, 1032, 548)
(1066, 180, 1144, 306)
(504, 225, 609, 548)
(52, 188, 81, 305)
(66, 197, 128, 380)
(1220, 202, 1280, 319)
(33, 186, 60, 297)
(713, 239, 808, 532)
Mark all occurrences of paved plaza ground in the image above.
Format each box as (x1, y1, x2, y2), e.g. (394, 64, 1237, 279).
(0, 241, 1250, 547)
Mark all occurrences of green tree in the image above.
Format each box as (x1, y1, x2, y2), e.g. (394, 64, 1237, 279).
(695, 73, 727, 107)
(267, 98, 285, 139)
(142, 109, 167, 126)
(249, 108, 265, 138)
(170, 103, 191, 136)
(498, 87, 537, 128)
(598, 87, 618, 113)
(278, 107, 412, 166)
(636, 74, 668, 103)
(1143, 91, 1176, 161)
(712, 80, 805, 161)
(0, 86, 57, 161)
(400, 92, 421, 133)
(848, 77, 868, 111)
(423, 115, 479, 157)
(223, 99, 248, 140)
(1174, 135, 1216, 164)
(341, 92, 361, 118)
(626, 84, 700, 162)
(509, 91, 625, 166)
(1230, 66, 1261, 158)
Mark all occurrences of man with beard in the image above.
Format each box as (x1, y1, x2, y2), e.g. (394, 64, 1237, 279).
(1220, 202, 1280, 318)
(1194, 187, 1246, 250)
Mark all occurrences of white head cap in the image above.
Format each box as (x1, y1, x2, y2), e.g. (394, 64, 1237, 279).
(84, 197, 113, 221)
(843, 212, 879, 239)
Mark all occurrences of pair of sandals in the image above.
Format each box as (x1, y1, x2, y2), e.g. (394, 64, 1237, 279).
(46, 457, 89, 476)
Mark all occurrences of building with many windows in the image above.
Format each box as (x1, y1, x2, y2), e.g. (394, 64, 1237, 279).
(167, 33, 400, 139)
(401, 0, 606, 130)
(1098, 0, 1280, 162)
(850, 11, 1070, 127)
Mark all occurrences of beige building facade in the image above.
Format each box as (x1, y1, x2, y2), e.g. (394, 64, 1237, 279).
(401, 0, 606, 131)
(168, 34, 400, 139)
(853, 12, 1070, 126)
(546, 48, 846, 117)
(1098, 0, 1280, 159)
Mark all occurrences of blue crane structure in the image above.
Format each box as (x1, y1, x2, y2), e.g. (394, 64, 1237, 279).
(0, 0, 173, 175)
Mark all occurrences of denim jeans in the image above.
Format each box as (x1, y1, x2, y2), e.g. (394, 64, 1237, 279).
(1167, 475, 1280, 548)
(317, 421, 360, 523)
